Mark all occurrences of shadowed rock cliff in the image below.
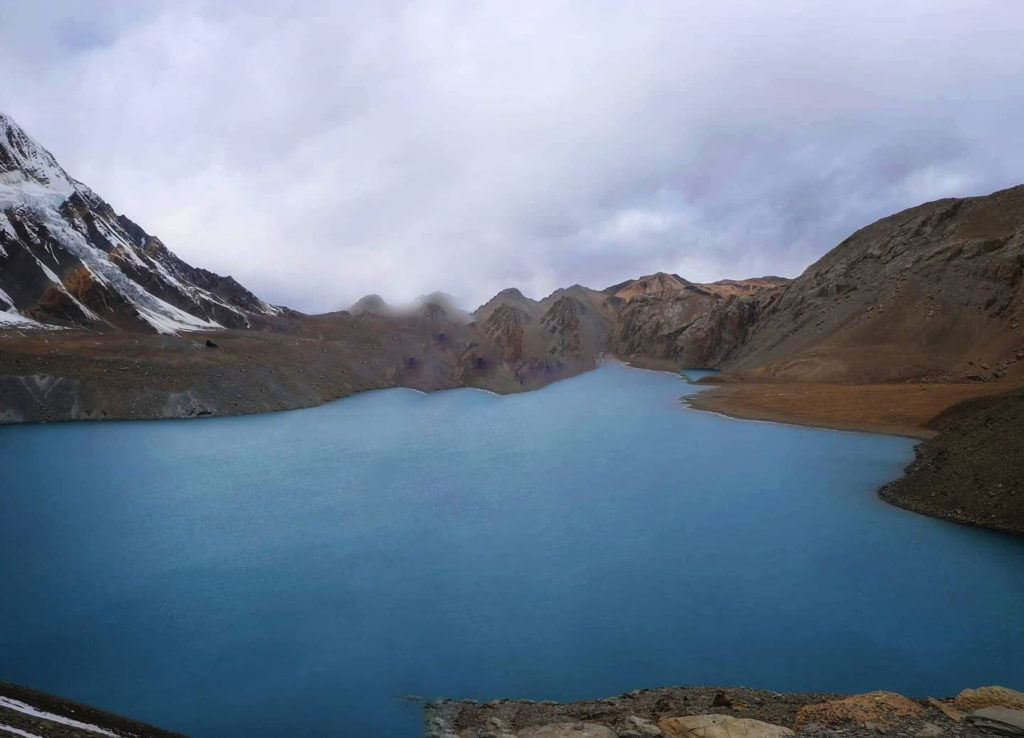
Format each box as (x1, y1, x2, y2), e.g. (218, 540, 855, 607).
(608, 278, 785, 369)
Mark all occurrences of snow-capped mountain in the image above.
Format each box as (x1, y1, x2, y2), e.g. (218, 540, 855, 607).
(0, 112, 282, 332)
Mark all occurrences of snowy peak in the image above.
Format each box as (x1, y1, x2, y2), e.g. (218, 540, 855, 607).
(0, 112, 282, 333)
(0, 113, 76, 200)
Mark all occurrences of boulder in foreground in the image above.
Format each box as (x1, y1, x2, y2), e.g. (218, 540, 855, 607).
(964, 707, 1024, 735)
(659, 714, 794, 737)
(793, 690, 922, 730)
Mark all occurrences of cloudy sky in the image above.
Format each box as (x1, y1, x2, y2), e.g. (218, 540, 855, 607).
(1, 1, 1022, 312)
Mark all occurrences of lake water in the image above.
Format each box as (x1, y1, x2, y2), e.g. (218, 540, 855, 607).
(2, 363, 1023, 736)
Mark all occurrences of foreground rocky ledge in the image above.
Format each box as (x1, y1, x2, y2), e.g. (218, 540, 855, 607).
(426, 685, 1024, 737)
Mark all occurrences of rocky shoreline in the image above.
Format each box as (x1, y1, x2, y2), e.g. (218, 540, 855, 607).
(879, 386, 1024, 536)
(426, 685, 1024, 737)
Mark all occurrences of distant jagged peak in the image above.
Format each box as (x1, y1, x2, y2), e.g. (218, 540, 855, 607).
(472, 285, 541, 322)
(484, 301, 533, 327)
(349, 294, 390, 315)
(541, 283, 607, 305)
(604, 272, 691, 301)
(416, 290, 461, 308)
(414, 291, 471, 324)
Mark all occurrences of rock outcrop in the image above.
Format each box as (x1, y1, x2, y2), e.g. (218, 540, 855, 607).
(965, 707, 1024, 735)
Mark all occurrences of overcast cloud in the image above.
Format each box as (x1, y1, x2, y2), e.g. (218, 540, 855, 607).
(1, 0, 1022, 312)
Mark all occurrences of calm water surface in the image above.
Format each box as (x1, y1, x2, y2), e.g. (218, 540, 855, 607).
(2, 364, 1023, 736)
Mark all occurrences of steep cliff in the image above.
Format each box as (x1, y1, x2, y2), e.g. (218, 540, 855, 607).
(606, 273, 788, 369)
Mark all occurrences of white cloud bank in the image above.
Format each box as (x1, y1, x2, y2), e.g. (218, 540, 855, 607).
(2, 0, 1022, 311)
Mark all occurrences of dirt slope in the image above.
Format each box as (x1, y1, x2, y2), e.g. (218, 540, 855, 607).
(725, 185, 1024, 383)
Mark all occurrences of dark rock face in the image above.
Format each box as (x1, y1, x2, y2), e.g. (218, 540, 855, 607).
(879, 386, 1024, 536)
(609, 283, 775, 369)
(602, 273, 789, 370)
(726, 186, 1024, 382)
(0, 112, 282, 333)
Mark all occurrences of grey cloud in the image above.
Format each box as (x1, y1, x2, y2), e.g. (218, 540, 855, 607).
(1, 0, 1022, 312)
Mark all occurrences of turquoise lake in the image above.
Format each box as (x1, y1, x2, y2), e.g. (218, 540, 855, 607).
(2, 363, 1023, 736)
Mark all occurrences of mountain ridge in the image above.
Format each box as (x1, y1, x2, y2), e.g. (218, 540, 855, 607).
(0, 112, 283, 333)
(1, 113, 1023, 535)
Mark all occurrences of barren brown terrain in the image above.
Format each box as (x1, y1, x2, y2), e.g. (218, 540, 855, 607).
(685, 379, 1024, 439)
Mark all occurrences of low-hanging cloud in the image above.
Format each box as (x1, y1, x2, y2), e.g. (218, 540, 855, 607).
(2, 0, 1022, 312)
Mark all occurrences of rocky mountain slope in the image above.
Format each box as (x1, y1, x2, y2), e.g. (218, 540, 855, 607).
(723, 186, 1024, 382)
(460, 285, 619, 390)
(0, 113, 282, 333)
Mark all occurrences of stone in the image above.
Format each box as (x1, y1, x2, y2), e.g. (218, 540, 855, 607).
(658, 714, 794, 737)
(954, 687, 1024, 712)
(425, 716, 459, 738)
(794, 691, 922, 729)
(927, 698, 965, 722)
(481, 717, 517, 738)
(519, 723, 618, 738)
(914, 722, 944, 738)
(620, 715, 662, 736)
(964, 707, 1024, 735)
